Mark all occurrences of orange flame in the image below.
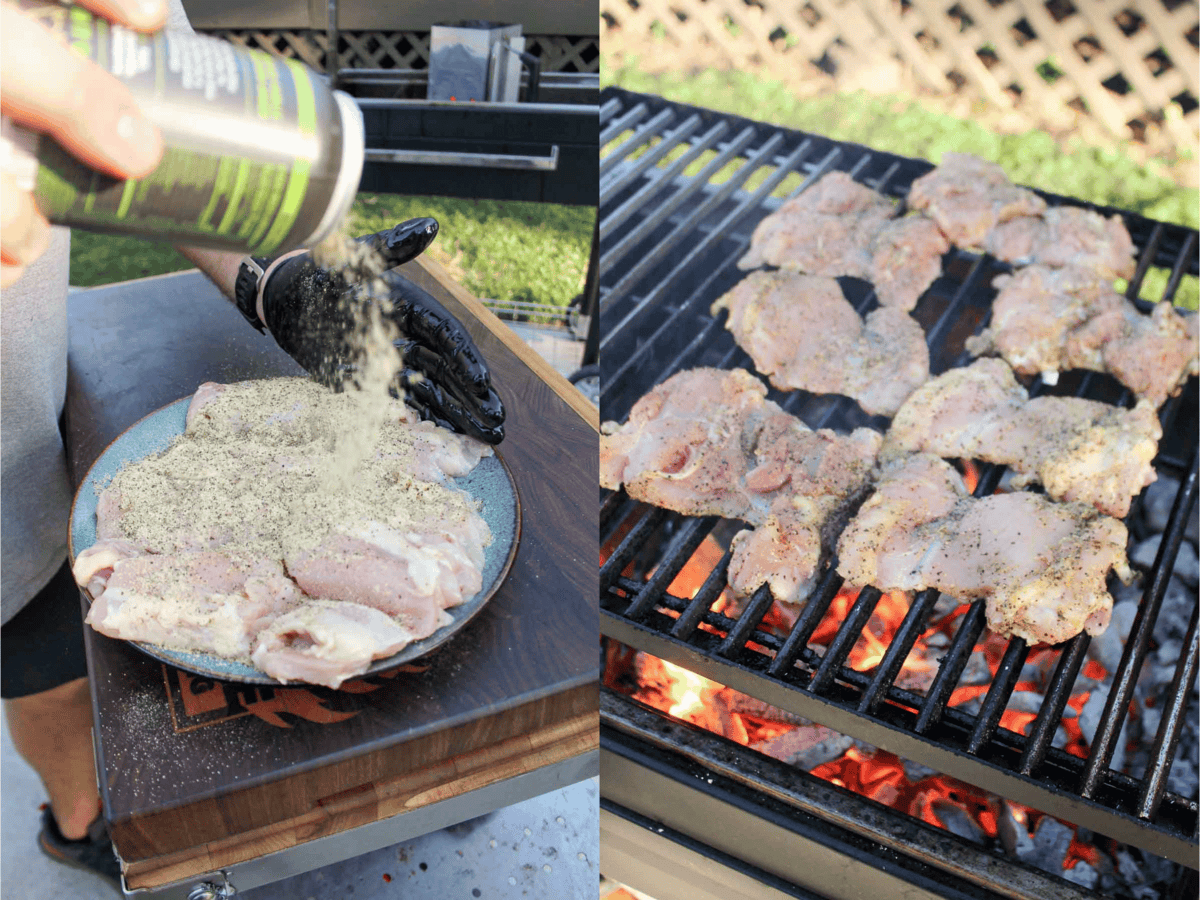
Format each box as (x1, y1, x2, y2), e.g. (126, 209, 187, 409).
(661, 659, 717, 720)
(962, 459, 981, 493)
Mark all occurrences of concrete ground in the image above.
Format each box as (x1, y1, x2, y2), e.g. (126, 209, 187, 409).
(1, 322, 594, 900)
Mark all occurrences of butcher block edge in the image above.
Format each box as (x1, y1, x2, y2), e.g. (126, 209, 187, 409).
(412, 255, 600, 433)
(119, 690, 597, 887)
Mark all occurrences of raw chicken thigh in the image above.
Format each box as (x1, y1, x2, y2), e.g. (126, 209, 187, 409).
(967, 265, 1198, 408)
(886, 358, 1161, 517)
(837, 454, 1132, 645)
(601, 367, 881, 604)
(712, 270, 929, 417)
(75, 378, 496, 689)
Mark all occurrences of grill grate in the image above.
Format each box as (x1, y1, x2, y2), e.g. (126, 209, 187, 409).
(598, 87, 1200, 867)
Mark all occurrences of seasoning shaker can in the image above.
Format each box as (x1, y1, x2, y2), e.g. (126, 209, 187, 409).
(1, 1, 364, 255)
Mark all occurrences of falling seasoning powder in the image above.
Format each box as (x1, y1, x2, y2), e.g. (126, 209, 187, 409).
(107, 378, 484, 566)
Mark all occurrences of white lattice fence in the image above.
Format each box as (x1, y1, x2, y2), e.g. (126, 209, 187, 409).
(600, 0, 1199, 152)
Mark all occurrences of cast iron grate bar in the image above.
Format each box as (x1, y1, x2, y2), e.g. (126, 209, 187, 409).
(859, 588, 941, 714)
(1081, 451, 1199, 797)
(1138, 599, 1200, 819)
(598, 107, 677, 178)
(599, 113, 703, 204)
(599, 101, 647, 147)
(808, 586, 883, 694)
(623, 515, 719, 621)
(603, 143, 838, 406)
(598, 97, 622, 126)
(598, 86, 1200, 857)
(767, 567, 845, 679)
(600, 121, 729, 231)
(1162, 232, 1198, 303)
(1125, 222, 1165, 299)
(967, 637, 1030, 755)
(914, 600, 990, 735)
(717, 584, 775, 658)
(670, 547, 734, 641)
(600, 126, 760, 287)
(603, 139, 823, 405)
(600, 505, 667, 597)
(1018, 633, 1091, 776)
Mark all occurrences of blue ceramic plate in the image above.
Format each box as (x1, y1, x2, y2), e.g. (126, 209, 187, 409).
(69, 391, 521, 685)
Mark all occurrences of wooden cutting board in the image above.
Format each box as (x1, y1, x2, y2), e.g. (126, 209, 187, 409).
(65, 256, 598, 888)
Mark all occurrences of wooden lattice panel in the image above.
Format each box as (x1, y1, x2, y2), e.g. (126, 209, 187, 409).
(599, 0, 1200, 152)
(201, 30, 597, 73)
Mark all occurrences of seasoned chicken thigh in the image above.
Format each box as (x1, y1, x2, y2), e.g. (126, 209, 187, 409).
(984, 207, 1137, 280)
(738, 171, 896, 276)
(837, 455, 1132, 645)
(967, 265, 1198, 408)
(601, 367, 881, 603)
(712, 270, 930, 417)
(907, 153, 1046, 247)
(886, 358, 1161, 517)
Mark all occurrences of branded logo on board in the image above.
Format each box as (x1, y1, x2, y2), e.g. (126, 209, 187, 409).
(162, 665, 430, 731)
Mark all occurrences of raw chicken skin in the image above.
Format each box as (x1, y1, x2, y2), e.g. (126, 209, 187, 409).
(286, 519, 488, 639)
(85, 553, 298, 658)
(984, 207, 1137, 281)
(906, 153, 1046, 247)
(72, 539, 144, 597)
(251, 600, 422, 689)
(967, 265, 1198, 408)
(737, 171, 896, 276)
(886, 358, 1161, 517)
(601, 367, 881, 604)
(712, 270, 930, 417)
(837, 455, 1132, 645)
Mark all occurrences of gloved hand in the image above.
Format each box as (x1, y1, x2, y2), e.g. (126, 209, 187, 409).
(234, 217, 505, 444)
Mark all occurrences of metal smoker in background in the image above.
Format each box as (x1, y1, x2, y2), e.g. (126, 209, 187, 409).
(428, 22, 542, 104)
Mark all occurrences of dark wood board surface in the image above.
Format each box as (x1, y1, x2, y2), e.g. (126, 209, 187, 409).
(65, 262, 598, 862)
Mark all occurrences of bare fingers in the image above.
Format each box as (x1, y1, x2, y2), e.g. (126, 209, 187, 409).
(0, 172, 51, 288)
(0, 2, 163, 180)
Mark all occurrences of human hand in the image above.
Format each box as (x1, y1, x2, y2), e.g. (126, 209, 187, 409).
(0, 0, 165, 287)
(246, 218, 507, 444)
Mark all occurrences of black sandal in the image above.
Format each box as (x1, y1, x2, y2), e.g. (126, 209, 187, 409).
(37, 808, 122, 891)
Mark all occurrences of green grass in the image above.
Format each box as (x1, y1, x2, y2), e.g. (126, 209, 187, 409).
(69, 232, 194, 286)
(603, 61, 1199, 309)
(347, 195, 594, 314)
(70, 195, 596, 316)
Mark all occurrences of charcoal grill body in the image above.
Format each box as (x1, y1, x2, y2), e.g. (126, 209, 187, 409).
(598, 87, 1199, 898)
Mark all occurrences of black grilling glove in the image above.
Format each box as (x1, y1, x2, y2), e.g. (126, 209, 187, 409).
(233, 218, 505, 444)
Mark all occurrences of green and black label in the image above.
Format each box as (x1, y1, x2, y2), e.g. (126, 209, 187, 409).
(23, 2, 337, 254)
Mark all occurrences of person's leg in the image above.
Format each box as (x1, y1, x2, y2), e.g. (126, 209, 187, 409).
(1, 559, 99, 839)
(5, 676, 100, 839)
